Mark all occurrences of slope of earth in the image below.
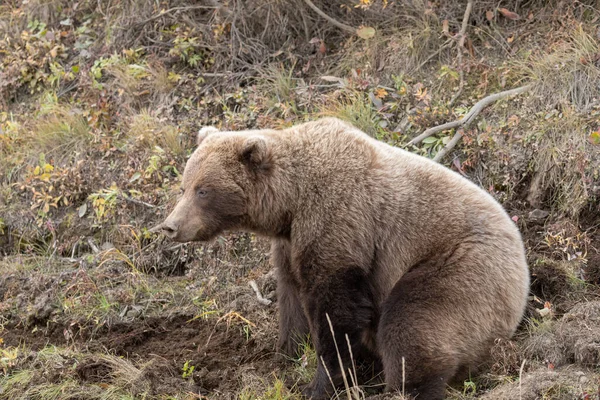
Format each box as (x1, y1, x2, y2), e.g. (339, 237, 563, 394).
(1, 1, 599, 399)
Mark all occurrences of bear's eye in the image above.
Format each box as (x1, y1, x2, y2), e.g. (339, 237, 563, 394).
(196, 188, 208, 198)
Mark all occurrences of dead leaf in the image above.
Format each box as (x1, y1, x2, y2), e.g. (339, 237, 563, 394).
(356, 26, 375, 40)
(589, 130, 600, 145)
(374, 88, 388, 99)
(302, 59, 311, 73)
(537, 307, 551, 318)
(319, 41, 326, 55)
(368, 92, 383, 109)
(442, 19, 449, 35)
(498, 8, 520, 20)
(507, 115, 520, 126)
(320, 75, 344, 83)
(49, 46, 59, 58)
(486, 10, 494, 21)
(507, 35, 515, 44)
(466, 38, 475, 57)
(78, 203, 87, 218)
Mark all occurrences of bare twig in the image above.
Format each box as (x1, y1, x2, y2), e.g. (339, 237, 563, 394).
(200, 72, 230, 77)
(135, 5, 219, 26)
(166, 243, 185, 252)
(148, 223, 164, 234)
(458, 0, 473, 42)
(298, 0, 311, 42)
(302, 0, 356, 35)
(415, 39, 452, 71)
(449, 0, 474, 106)
(408, 84, 533, 146)
(118, 193, 157, 209)
(87, 238, 100, 254)
(519, 358, 527, 400)
(249, 280, 272, 306)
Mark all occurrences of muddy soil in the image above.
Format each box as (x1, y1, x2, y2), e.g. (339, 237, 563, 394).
(2, 311, 284, 396)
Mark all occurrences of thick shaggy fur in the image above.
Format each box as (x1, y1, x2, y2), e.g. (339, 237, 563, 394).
(161, 118, 530, 399)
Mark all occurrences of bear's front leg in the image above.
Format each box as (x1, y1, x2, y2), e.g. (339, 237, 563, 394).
(272, 239, 309, 357)
(300, 268, 378, 399)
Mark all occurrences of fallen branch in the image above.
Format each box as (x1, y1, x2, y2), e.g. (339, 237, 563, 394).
(249, 280, 272, 306)
(432, 129, 463, 162)
(424, 84, 533, 162)
(302, 0, 356, 35)
(449, 0, 473, 106)
(408, 83, 533, 146)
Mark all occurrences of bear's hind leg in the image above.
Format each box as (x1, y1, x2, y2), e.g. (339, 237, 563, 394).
(378, 265, 468, 400)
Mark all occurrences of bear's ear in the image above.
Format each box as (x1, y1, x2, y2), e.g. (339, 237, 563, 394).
(240, 136, 269, 169)
(197, 126, 219, 146)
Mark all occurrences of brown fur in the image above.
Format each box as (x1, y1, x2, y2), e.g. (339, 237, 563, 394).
(161, 118, 530, 400)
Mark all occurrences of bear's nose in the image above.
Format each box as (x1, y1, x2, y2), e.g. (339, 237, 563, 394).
(161, 221, 179, 238)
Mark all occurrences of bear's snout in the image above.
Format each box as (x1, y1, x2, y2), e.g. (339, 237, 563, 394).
(161, 220, 180, 239)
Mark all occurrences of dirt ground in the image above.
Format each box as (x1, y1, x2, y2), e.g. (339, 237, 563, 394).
(1, 0, 600, 399)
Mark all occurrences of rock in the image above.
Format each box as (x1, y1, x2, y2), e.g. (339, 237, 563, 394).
(101, 242, 115, 251)
(528, 209, 550, 221)
(125, 305, 143, 319)
(26, 291, 56, 325)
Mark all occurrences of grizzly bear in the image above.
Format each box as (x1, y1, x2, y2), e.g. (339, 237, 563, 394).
(160, 118, 530, 400)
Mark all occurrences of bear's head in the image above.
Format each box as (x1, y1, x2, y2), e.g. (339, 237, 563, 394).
(160, 126, 273, 242)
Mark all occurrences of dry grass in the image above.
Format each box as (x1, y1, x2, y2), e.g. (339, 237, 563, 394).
(513, 25, 600, 111)
(479, 366, 600, 400)
(239, 377, 303, 400)
(26, 102, 93, 164)
(259, 64, 299, 107)
(0, 345, 189, 400)
(127, 110, 185, 156)
(320, 91, 382, 138)
(105, 60, 177, 113)
(526, 110, 597, 217)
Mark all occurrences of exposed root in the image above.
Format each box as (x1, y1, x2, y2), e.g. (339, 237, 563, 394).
(408, 84, 533, 161)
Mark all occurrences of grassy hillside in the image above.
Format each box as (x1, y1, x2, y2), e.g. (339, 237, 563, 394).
(1, 1, 599, 399)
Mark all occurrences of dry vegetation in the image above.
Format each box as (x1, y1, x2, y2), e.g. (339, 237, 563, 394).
(1, 0, 600, 399)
